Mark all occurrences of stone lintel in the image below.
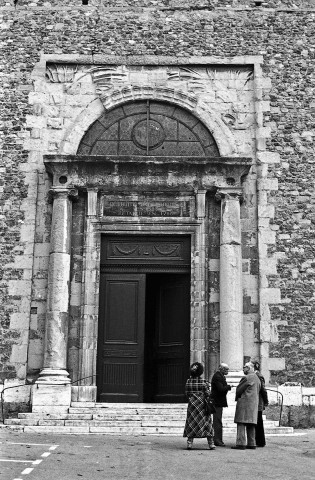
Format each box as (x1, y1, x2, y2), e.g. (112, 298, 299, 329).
(44, 155, 252, 191)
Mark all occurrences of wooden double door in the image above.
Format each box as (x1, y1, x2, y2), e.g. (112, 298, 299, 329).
(97, 271, 191, 403)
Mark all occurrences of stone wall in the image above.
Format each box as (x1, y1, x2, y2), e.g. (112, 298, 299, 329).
(0, 1, 314, 400)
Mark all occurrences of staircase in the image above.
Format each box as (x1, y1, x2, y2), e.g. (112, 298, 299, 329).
(2, 402, 294, 435)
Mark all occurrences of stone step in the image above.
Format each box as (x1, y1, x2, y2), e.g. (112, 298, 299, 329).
(3, 417, 283, 429)
(16, 411, 273, 424)
(1, 424, 294, 435)
(2, 403, 292, 435)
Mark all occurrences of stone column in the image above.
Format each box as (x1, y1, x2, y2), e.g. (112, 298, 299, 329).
(32, 187, 77, 412)
(216, 188, 244, 374)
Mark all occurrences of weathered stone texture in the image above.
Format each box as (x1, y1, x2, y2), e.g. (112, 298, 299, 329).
(0, 2, 314, 390)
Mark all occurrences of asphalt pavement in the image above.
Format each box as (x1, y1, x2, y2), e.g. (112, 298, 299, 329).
(0, 428, 314, 480)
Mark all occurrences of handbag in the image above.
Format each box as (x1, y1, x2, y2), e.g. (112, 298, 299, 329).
(204, 396, 216, 415)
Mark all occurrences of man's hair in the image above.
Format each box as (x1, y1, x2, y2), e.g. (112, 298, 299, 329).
(244, 362, 254, 372)
(219, 363, 229, 371)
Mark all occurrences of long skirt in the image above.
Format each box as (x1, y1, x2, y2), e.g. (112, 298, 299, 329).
(183, 394, 213, 438)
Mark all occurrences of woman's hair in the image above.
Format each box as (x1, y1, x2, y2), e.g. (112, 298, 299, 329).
(190, 362, 204, 378)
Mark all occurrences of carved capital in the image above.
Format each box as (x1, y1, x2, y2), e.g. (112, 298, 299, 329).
(48, 187, 78, 203)
(215, 187, 243, 204)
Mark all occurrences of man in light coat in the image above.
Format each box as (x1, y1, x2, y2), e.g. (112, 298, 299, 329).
(231, 361, 261, 450)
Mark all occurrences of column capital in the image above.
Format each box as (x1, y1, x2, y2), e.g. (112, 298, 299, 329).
(215, 187, 243, 203)
(48, 186, 78, 203)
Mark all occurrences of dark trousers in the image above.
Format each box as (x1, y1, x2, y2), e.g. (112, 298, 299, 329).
(213, 406, 223, 443)
(255, 410, 266, 446)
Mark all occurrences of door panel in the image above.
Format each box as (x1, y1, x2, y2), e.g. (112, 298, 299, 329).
(155, 276, 190, 402)
(97, 274, 146, 402)
(144, 274, 190, 403)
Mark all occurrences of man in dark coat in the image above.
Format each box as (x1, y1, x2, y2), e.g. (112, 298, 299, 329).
(210, 363, 232, 446)
(253, 361, 269, 447)
(232, 362, 261, 450)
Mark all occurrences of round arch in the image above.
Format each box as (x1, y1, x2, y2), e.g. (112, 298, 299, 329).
(77, 100, 220, 157)
(59, 87, 237, 156)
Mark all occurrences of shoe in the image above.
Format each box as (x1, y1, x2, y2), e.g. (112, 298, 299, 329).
(231, 445, 246, 450)
(214, 441, 226, 447)
(256, 445, 265, 448)
(187, 441, 193, 450)
(246, 446, 256, 449)
(208, 444, 216, 450)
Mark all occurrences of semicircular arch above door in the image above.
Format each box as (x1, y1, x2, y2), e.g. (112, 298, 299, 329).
(77, 100, 220, 157)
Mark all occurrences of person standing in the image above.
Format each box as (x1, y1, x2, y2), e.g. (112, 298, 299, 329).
(253, 361, 269, 447)
(210, 363, 232, 446)
(183, 362, 215, 451)
(231, 361, 261, 450)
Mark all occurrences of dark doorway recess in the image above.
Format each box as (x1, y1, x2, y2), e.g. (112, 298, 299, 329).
(144, 273, 190, 403)
(97, 235, 191, 403)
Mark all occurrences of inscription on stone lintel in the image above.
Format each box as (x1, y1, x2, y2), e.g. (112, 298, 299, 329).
(103, 200, 190, 217)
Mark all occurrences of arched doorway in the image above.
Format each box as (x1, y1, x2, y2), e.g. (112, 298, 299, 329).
(77, 100, 220, 403)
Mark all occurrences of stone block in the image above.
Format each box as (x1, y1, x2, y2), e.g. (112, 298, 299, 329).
(278, 384, 303, 406)
(10, 344, 28, 364)
(259, 229, 276, 244)
(269, 357, 285, 371)
(258, 204, 275, 218)
(260, 287, 281, 305)
(257, 151, 280, 164)
(257, 178, 278, 191)
(32, 384, 71, 412)
(71, 386, 97, 402)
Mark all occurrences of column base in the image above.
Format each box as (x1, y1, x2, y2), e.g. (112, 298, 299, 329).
(35, 368, 71, 384)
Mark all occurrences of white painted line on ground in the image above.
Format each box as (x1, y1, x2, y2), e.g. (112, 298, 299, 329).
(0, 459, 34, 463)
(32, 459, 43, 465)
(41, 452, 51, 458)
(266, 433, 307, 436)
(49, 445, 58, 450)
(6, 442, 59, 447)
(21, 468, 34, 475)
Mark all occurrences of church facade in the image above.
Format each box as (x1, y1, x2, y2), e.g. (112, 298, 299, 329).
(1, 0, 314, 413)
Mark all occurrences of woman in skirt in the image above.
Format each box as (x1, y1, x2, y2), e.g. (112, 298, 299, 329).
(183, 362, 215, 450)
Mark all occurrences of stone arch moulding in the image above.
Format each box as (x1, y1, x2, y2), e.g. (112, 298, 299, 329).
(60, 86, 237, 157)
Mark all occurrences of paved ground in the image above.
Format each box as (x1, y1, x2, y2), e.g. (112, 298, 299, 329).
(0, 429, 314, 480)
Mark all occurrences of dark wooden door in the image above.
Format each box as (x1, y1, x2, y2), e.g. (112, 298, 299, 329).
(144, 274, 190, 403)
(97, 274, 146, 402)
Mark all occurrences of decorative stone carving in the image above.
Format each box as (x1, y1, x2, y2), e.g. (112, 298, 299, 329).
(222, 107, 253, 130)
(206, 67, 253, 86)
(46, 63, 78, 83)
(167, 66, 201, 81)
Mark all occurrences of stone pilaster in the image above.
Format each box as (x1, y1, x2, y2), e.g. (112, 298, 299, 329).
(216, 188, 244, 373)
